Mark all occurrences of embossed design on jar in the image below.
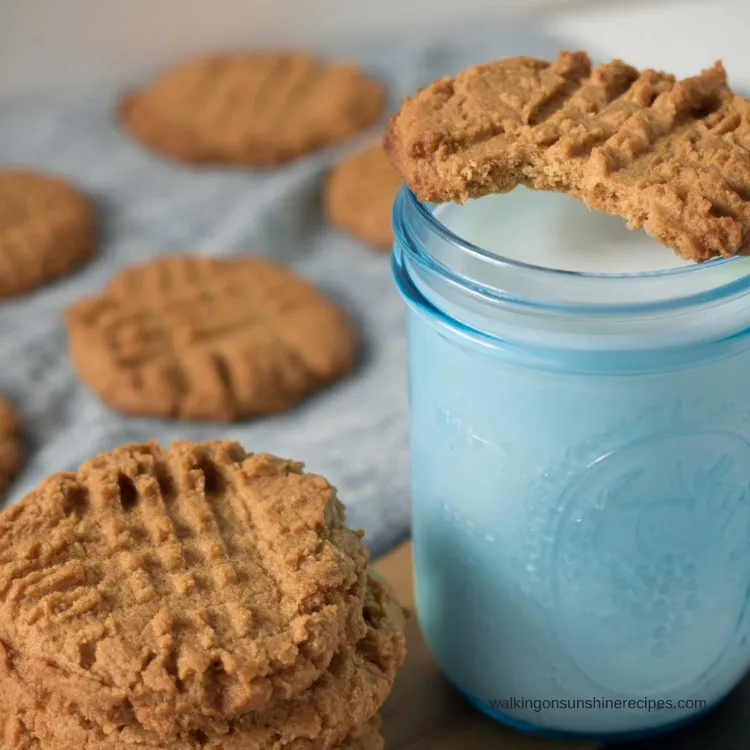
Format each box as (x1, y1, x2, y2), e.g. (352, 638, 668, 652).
(435, 404, 509, 456)
(522, 397, 750, 700)
(550, 430, 750, 696)
(439, 499, 498, 544)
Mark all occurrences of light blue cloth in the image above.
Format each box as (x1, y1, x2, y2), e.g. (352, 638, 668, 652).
(0, 21, 566, 557)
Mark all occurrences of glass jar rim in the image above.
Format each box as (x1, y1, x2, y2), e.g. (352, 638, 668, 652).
(394, 185, 750, 317)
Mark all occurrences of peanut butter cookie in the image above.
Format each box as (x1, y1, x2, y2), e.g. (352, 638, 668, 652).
(386, 51, 750, 262)
(0, 710, 384, 750)
(64, 254, 356, 421)
(0, 396, 22, 497)
(0, 574, 404, 749)
(0, 440, 370, 738)
(120, 52, 386, 166)
(324, 140, 402, 250)
(0, 170, 96, 298)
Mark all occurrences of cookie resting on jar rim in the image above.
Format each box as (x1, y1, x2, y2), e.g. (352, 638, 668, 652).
(391, 182, 750, 741)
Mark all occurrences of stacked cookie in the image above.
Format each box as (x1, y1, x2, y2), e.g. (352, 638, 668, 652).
(0, 440, 406, 749)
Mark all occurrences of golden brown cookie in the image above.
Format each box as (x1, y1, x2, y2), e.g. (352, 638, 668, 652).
(63, 254, 356, 421)
(0, 170, 97, 298)
(120, 52, 386, 166)
(0, 396, 22, 496)
(0, 440, 371, 739)
(324, 140, 402, 250)
(0, 709, 384, 750)
(0, 575, 404, 749)
(386, 50, 750, 262)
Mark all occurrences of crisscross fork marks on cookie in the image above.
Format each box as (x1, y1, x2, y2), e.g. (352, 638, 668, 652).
(86, 449, 240, 610)
(0, 440, 369, 738)
(386, 50, 750, 261)
(63, 255, 356, 421)
(120, 52, 386, 166)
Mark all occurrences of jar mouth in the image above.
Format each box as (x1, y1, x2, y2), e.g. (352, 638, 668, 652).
(395, 185, 750, 316)
(408, 187, 742, 280)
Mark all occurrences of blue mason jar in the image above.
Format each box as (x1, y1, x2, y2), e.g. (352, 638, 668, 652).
(392, 184, 750, 740)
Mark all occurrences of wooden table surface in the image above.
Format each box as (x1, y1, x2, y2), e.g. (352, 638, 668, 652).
(374, 543, 750, 750)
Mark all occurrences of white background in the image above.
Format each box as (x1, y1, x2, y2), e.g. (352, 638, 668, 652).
(0, 0, 745, 99)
